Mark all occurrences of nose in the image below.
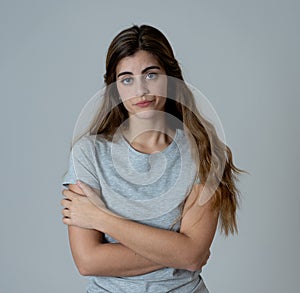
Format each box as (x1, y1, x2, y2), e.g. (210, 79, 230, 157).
(135, 75, 149, 97)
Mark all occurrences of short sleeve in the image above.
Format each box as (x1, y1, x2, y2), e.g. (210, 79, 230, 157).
(62, 137, 100, 190)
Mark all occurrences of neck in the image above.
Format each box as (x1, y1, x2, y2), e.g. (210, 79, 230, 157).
(122, 112, 175, 152)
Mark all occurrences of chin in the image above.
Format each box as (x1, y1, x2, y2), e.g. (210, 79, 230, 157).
(134, 109, 158, 119)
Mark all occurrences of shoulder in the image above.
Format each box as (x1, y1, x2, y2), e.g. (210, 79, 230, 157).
(72, 134, 109, 153)
(72, 135, 94, 149)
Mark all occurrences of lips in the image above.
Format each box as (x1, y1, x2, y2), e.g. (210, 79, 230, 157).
(135, 100, 153, 107)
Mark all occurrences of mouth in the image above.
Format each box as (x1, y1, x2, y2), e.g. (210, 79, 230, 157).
(135, 100, 154, 108)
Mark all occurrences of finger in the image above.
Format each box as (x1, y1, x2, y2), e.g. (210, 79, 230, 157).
(76, 180, 95, 195)
(61, 198, 71, 209)
(87, 192, 105, 209)
(61, 208, 70, 218)
(62, 188, 68, 197)
(77, 181, 104, 208)
(62, 189, 76, 200)
(62, 217, 72, 225)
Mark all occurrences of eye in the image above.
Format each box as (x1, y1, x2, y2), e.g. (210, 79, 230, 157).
(145, 72, 158, 80)
(121, 77, 134, 85)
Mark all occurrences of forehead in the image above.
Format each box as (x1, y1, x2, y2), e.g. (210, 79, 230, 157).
(116, 50, 161, 74)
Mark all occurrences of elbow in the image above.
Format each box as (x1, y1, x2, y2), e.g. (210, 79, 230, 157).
(77, 264, 91, 276)
(76, 262, 91, 276)
(180, 241, 210, 271)
(185, 260, 203, 272)
(74, 256, 93, 276)
(72, 245, 106, 276)
(182, 251, 206, 272)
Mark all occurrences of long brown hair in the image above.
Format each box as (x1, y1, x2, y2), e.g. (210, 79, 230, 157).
(76, 25, 242, 235)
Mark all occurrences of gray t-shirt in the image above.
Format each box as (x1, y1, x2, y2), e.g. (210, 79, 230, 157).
(62, 128, 208, 293)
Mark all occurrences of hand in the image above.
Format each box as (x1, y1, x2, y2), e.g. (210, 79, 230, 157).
(75, 181, 123, 218)
(61, 186, 102, 229)
(76, 181, 106, 209)
(61, 181, 122, 229)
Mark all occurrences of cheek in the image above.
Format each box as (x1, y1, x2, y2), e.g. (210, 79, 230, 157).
(117, 84, 135, 101)
(121, 99, 134, 114)
(150, 78, 168, 98)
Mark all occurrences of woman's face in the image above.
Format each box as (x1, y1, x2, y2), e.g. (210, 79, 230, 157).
(116, 50, 167, 119)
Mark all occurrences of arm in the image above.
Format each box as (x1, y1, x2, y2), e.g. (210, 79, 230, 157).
(96, 184, 218, 271)
(65, 184, 164, 276)
(64, 183, 218, 271)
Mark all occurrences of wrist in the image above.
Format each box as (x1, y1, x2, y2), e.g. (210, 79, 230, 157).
(93, 208, 117, 233)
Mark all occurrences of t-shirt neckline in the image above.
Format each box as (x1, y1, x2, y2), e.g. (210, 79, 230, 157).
(120, 128, 179, 157)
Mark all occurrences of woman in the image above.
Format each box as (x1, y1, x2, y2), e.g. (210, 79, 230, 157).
(61, 24, 241, 292)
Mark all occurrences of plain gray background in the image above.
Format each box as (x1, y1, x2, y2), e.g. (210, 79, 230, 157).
(1, 0, 299, 292)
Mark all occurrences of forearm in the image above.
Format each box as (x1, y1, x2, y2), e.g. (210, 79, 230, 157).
(64, 182, 215, 273)
(82, 242, 164, 277)
(68, 226, 163, 277)
(97, 215, 204, 270)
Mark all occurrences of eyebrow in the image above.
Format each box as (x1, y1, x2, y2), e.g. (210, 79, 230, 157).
(117, 66, 161, 78)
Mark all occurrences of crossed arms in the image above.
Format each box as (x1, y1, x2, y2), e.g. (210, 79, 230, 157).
(62, 182, 218, 277)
